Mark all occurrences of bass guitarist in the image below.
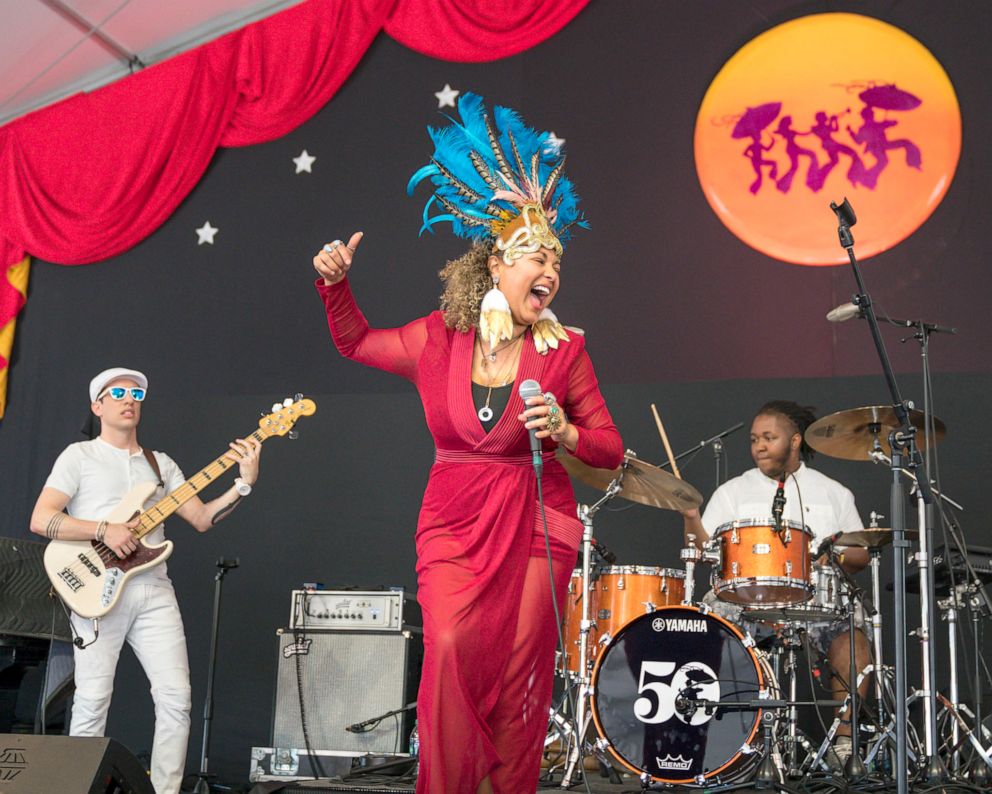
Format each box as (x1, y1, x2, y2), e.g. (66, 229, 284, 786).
(29, 366, 262, 794)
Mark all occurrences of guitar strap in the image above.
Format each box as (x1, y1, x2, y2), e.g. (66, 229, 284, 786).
(142, 447, 165, 489)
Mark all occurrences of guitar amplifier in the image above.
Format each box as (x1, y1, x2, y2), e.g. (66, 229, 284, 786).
(271, 628, 423, 755)
(289, 588, 420, 631)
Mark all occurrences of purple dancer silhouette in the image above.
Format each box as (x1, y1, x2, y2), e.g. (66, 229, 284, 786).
(808, 111, 865, 191)
(847, 104, 923, 189)
(731, 102, 781, 195)
(773, 115, 821, 193)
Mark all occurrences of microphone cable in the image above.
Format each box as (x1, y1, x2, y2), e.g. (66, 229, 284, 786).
(534, 460, 594, 794)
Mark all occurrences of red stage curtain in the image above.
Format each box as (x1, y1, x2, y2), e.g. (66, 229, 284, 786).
(0, 0, 590, 415)
(384, 0, 589, 62)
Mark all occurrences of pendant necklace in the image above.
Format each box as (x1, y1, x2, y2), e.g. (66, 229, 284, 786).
(477, 335, 522, 422)
(484, 330, 525, 362)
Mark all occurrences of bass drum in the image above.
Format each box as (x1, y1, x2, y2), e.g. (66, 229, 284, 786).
(590, 605, 776, 786)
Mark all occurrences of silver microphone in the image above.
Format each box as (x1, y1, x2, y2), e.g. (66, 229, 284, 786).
(826, 302, 862, 323)
(518, 379, 544, 476)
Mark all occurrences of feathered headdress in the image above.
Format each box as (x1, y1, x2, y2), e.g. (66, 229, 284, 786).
(407, 93, 586, 263)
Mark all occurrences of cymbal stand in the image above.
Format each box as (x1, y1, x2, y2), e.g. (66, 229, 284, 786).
(777, 627, 805, 778)
(937, 585, 966, 774)
(865, 521, 888, 734)
(658, 421, 744, 491)
(559, 478, 621, 788)
(829, 197, 938, 794)
(828, 551, 871, 778)
(965, 585, 992, 783)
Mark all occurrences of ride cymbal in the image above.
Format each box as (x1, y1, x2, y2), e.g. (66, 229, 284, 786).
(805, 405, 945, 462)
(556, 449, 703, 511)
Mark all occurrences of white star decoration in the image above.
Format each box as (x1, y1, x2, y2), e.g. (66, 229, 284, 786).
(434, 83, 459, 108)
(293, 149, 316, 173)
(196, 221, 218, 246)
(546, 132, 565, 152)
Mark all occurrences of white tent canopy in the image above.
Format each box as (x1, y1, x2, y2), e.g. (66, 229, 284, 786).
(0, 0, 304, 127)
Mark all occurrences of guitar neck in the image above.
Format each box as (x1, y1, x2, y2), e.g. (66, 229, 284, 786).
(133, 428, 266, 539)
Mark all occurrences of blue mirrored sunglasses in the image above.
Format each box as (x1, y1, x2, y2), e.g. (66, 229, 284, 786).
(98, 386, 146, 402)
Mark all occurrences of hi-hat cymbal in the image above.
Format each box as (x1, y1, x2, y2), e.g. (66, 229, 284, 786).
(805, 405, 945, 462)
(835, 528, 919, 548)
(556, 449, 703, 511)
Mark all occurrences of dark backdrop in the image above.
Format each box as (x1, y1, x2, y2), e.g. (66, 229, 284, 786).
(1, 0, 990, 784)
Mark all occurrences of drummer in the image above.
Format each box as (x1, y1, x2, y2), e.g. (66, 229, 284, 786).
(682, 400, 870, 764)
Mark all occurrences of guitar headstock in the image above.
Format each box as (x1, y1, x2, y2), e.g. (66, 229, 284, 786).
(259, 396, 317, 438)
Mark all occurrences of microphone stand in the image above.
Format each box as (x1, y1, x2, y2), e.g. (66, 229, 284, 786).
(657, 421, 744, 490)
(191, 557, 239, 794)
(829, 198, 942, 792)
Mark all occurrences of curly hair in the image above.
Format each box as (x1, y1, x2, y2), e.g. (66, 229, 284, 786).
(438, 242, 495, 332)
(756, 400, 818, 461)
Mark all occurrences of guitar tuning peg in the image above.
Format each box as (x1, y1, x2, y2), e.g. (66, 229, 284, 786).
(283, 398, 293, 407)
(294, 393, 303, 402)
(288, 430, 299, 440)
(271, 403, 282, 412)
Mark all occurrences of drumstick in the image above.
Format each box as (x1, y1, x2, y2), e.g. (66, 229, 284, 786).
(650, 403, 682, 479)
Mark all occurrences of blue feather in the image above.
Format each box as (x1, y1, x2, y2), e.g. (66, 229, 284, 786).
(408, 92, 585, 247)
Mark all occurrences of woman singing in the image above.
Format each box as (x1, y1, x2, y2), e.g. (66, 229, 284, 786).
(312, 93, 623, 794)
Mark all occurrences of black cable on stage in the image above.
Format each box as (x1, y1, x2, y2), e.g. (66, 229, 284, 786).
(293, 593, 327, 780)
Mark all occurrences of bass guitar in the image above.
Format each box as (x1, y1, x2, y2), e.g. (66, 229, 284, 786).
(44, 396, 316, 618)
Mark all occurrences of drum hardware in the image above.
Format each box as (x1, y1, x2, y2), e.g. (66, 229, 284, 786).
(830, 551, 871, 779)
(554, 446, 703, 787)
(556, 448, 703, 512)
(556, 474, 624, 789)
(711, 518, 812, 605)
(806, 666, 878, 774)
(680, 535, 702, 605)
(821, 196, 948, 794)
(805, 405, 945, 463)
(935, 582, 992, 783)
(937, 585, 967, 773)
(655, 420, 744, 491)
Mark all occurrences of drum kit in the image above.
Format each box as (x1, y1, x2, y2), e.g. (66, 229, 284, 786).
(544, 405, 992, 790)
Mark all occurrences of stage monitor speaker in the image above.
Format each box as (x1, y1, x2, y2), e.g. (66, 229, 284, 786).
(0, 734, 153, 793)
(272, 629, 423, 755)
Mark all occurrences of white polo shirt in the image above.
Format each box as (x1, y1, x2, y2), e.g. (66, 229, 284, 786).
(45, 438, 186, 586)
(701, 462, 863, 547)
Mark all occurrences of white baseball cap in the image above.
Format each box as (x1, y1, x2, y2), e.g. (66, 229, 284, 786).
(89, 367, 148, 402)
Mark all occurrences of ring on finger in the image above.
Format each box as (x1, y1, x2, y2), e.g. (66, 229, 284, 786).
(546, 411, 563, 434)
(543, 391, 557, 406)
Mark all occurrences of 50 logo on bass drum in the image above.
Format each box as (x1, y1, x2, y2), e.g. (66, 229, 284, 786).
(633, 660, 719, 727)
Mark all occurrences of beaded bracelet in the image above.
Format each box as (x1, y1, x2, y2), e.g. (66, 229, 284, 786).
(96, 521, 108, 543)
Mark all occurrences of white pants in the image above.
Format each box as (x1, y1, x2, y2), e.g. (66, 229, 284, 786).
(70, 582, 192, 794)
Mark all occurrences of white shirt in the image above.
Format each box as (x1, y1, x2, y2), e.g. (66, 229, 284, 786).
(701, 462, 863, 547)
(45, 437, 186, 586)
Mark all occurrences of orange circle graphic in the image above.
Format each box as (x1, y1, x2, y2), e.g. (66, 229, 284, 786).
(694, 13, 961, 265)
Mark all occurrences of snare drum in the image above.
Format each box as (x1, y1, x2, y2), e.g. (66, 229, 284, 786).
(596, 566, 686, 644)
(561, 568, 599, 676)
(711, 518, 813, 605)
(590, 605, 778, 785)
(743, 563, 847, 625)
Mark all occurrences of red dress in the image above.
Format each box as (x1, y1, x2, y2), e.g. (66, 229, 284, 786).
(317, 279, 623, 793)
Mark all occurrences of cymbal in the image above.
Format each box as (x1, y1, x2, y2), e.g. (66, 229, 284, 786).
(835, 528, 919, 548)
(556, 449, 703, 511)
(805, 405, 946, 462)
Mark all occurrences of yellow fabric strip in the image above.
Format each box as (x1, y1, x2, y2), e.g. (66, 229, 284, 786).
(0, 256, 31, 419)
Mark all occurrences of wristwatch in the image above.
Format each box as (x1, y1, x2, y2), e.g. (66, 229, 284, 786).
(234, 478, 253, 497)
